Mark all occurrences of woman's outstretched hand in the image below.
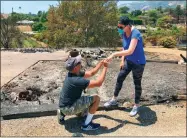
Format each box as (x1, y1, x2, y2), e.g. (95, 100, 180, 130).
(106, 54, 114, 62)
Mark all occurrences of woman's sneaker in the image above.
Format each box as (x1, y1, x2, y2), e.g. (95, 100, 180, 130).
(57, 109, 65, 125)
(81, 121, 100, 131)
(104, 99, 118, 108)
(129, 105, 139, 117)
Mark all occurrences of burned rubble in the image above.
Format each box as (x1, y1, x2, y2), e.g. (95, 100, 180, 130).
(1, 48, 186, 114)
(1, 48, 54, 53)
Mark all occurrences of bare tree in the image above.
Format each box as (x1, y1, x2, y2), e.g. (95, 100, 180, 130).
(1, 16, 22, 49)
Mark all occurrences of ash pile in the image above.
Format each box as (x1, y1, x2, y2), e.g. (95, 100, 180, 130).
(1, 48, 54, 53)
(1, 48, 186, 110)
(66, 48, 120, 68)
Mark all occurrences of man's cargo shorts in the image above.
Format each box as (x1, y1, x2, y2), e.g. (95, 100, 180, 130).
(59, 96, 94, 115)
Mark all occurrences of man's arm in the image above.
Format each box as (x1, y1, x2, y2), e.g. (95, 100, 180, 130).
(87, 63, 108, 88)
(84, 60, 104, 78)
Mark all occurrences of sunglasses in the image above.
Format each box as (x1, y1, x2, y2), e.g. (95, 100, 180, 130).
(117, 24, 128, 30)
(118, 26, 126, 30)
(117, 26, 123, 29)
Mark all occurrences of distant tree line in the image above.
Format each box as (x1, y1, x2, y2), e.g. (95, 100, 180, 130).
(10, 11, 48, 32)
(1, 2, 186, 49)
(118, 5, 186, 26)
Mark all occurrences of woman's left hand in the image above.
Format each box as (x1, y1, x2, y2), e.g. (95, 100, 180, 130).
(106, 54, 114, 62)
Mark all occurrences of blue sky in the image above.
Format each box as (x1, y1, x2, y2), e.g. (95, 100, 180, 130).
(1, 1, 59, 14)
(1, 1, 134, 14)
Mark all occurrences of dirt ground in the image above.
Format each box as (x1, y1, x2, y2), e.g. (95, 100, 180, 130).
(1, 48, 186, 136)
(145, 47, 186, 61)
(1, 50, 67, 87)
(1, 104, 186, 137)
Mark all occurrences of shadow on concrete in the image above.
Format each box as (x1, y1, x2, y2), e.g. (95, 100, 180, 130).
(62, 106, 157, 135)
(126, 106, 157, 127)
(63, 114, 127, 135)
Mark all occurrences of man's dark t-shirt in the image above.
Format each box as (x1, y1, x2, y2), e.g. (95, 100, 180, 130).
(59, 71, 90, 107)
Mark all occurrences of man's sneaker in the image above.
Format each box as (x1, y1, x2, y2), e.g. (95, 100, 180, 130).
(83, 114, 87, 121)
(129, 105, 139, 117)
(81, 121, 100, 131)
(104, 99, 118, 108)
(57, 109, 65, 125)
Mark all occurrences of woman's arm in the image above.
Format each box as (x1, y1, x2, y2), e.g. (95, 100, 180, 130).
(107, 38, 138, 61)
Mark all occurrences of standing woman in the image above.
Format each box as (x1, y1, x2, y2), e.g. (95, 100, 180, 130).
(104, 16, 146, 116)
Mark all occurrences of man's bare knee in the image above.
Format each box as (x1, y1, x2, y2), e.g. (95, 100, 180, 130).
(92, 95, 100, 103)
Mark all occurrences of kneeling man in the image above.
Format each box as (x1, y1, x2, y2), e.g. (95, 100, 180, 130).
(58, 51, 108, 131)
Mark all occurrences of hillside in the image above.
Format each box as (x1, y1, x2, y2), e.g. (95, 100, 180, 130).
(118, 1, 186, 11)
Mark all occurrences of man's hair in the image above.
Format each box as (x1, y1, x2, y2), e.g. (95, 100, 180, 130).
(70, 49, 79, 57)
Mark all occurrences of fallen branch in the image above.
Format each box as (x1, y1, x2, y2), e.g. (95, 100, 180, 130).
(172, 95, 187, 100)
(180, 54, 187, 63)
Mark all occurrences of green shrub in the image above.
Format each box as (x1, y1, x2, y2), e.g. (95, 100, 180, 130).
(23, 38, 40, 48)
(156, 15, 172, 29)
(144, 36, 160, 46)
(132, 19, 143, 25)
(34, 33, 44, 41)
(10, 36, 23, 48)
(159, 37, 177, 48)
(32, 22, 46, 32)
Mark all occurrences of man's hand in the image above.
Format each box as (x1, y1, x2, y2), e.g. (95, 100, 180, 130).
(101, 59, 109, 67)
(100, 59, 105, 65)
(103, 60, 109, 67)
